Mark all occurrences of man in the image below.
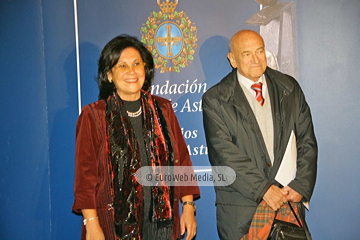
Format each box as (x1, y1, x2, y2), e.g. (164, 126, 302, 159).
(202, 29, 317, 239)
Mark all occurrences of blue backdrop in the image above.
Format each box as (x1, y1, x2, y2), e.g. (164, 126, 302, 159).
(1, 0, 359, 239)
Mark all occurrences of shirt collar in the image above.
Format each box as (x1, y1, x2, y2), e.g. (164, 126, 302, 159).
(237, 70, 267, 98)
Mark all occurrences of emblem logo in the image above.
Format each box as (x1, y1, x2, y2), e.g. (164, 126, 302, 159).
(141, 0, 198, 73)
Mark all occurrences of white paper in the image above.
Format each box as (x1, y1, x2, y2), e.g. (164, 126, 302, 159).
(275, 130, 309, 209)
(275, 130, 297, 186)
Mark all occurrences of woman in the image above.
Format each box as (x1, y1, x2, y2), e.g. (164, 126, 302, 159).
(72, 35, 200, 240)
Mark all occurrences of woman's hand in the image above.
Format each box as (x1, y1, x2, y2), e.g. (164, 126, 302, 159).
(85, 218, 105, 240)
(180, 204, 197, 240)
(82, 209, 105, 240)
(180, 195, 197, 240)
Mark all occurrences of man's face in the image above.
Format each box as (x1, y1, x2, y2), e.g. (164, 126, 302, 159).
(228, 33, 267, 82)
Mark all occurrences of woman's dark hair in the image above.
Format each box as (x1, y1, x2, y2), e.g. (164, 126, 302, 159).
(97, 34, 155, 100)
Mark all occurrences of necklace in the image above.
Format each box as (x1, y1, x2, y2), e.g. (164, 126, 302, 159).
(126, 106, 142, 117)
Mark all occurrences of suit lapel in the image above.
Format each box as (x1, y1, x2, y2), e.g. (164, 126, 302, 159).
(265, 73, 283, 177)
(265, 70, 293, 179)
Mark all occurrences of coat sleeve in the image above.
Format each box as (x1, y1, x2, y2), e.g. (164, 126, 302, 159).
(202, 91, 272, 203)
(288, 85, 318, 202)
(72, 104, 102, 213)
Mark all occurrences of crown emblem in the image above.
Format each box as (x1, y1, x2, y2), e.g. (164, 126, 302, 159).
(157, 0, 178, 13)
(141, 0, 197, 73)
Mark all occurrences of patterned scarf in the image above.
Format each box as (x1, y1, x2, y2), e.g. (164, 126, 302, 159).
(240, 200, 302, 240)
(106, 91, 174, 239)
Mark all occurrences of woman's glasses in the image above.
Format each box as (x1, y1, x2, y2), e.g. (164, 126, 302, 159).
(113, 61, 146, 73)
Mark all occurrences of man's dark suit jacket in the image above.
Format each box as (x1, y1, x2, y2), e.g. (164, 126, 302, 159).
(202, 67, 317, 239)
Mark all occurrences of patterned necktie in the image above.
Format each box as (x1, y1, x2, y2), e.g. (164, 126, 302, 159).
(251, 82, 265, 106)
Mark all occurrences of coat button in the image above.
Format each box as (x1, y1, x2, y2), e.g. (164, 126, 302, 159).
(267, 163, 271, 167)
(175, 159, 179, 163)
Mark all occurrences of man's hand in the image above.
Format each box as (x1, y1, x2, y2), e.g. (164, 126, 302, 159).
(263, 185, 288, 211)
(282, 186, 303, 202)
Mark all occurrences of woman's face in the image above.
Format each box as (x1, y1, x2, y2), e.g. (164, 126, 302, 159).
(107, 47, 146, 101)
